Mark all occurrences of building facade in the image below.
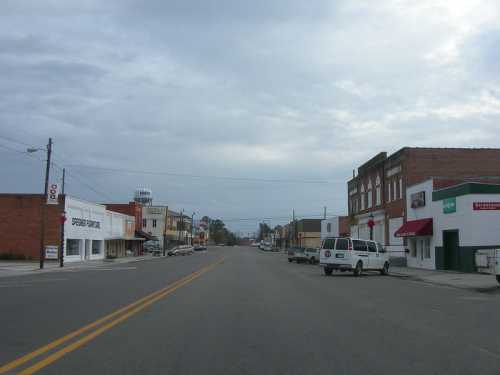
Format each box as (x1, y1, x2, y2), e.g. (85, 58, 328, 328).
(348, 148, 500, 258)
(321, 216, 350, 240)
(398, 180, 500, 272)
(296, 219, 322, 248)
(0, 194, 142, 262)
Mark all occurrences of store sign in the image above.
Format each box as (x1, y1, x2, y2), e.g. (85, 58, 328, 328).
(45, 245, 58, 259)
(411, 191, 426, 208)
(473, 202, 500, 210)
(443, 197, 456, 214)
(47, 183, 59, 205)
(71, 217, 101, 229)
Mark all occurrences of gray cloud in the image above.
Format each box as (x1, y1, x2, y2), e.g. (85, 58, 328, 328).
(1, 0, 500, 233)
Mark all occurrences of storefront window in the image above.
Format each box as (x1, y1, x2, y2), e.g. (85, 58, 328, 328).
(424, 238, 431, 259)
(92, 240, 102, 255)
(66, 239, 80, 256)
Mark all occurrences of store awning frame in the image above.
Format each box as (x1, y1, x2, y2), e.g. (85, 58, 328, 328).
(394, 218, 433, 237)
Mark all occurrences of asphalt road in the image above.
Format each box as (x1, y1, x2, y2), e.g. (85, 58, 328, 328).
(1, 246, 500, 375)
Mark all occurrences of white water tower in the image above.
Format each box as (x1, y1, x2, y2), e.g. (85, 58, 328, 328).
(134, 188, 153, 206)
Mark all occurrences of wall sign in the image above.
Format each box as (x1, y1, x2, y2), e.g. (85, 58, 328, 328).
(45, 245, 58, 259)
(72, 217, 101, 229)
(47, 183, 59, 205)
(473, 202, 500, 210)
(443, 197, 456, 214)
(411, 191, 426, 208)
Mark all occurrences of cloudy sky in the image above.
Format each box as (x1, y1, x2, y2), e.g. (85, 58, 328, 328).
(1, 0, 500, 234)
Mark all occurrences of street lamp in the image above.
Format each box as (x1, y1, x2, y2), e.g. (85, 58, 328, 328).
(191, 212, 196, 246)
(28, 138, 52, 269)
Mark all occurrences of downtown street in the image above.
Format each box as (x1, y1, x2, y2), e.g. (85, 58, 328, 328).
(1, 246, 500, 375)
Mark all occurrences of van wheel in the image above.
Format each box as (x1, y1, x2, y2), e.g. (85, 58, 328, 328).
(288, 258, 292, 263)
(324, 267, 333, 276)
(380, 262, 389, 275)
(496, 275, 500, 285)
(353, 261, 363, 276)
(310, 257, 316, 264)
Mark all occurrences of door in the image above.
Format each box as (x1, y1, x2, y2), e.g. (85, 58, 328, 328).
(352, 239, 369, 265)
(443, 230, 459, 271)
(367, 241, 379, 269)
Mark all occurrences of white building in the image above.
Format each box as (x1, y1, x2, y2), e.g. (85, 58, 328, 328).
(141, 205, 168, 247)
(397, 179, 500, 272)
(321, 216, 350, 240)
(64, 196, 141, 262)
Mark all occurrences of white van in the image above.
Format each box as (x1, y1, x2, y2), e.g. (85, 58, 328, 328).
(319, 237, 390, 276)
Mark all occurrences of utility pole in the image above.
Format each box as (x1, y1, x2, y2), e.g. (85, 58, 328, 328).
(163, 206, 169, 256)
(179, 209, 184, 245)
(292, 209, 296, 247)
(59, 168, 65, 268)
(191, 212, 196, 246)
(39, 138, 52, 269)
(324, 206, 327, 219)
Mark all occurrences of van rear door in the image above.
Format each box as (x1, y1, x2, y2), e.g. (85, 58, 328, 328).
(352, 240, 369, 264)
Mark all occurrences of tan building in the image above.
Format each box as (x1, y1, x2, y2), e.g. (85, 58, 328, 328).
(296, 219, 322, 248)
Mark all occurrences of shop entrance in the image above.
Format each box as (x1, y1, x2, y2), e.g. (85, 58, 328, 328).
(443, 230, 459, 271)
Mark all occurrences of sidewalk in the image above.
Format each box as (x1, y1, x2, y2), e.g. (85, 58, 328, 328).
(0, 254, 161, 278)
(390, 266, 499, 292)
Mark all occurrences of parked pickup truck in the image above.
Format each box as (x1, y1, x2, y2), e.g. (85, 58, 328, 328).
(287, 247, 308, 263)
(304, 248, 320, 264)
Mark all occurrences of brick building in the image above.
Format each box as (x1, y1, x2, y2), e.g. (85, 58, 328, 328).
(347, 148, 500, 257)
(0, 194, 143, 261)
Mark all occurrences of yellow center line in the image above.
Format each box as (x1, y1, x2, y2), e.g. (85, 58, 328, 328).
(0, 257, 224, 375)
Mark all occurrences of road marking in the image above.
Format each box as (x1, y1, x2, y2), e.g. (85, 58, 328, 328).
(0, 258, 224, 375)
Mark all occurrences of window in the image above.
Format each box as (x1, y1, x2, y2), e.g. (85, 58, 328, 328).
(335, 238, 349, 250)
(424, 238, 431, 258)
(367, 242, 377, 252)
(66, 239, 80, 256)
(360, 184, 365, 211)
(152, 219, 157, 228)
(326, 223, 332, 232)
(393, 180, 397, 200)
(387, 183, 391, 202)
(399, 178, 403, 200)
(353, 240, 367, 251)
(142, 218, 147, 228)
(323, 238, 335, 249)
(376, 178, 381, 206)
(367, 180, 372, 208)
(91, 240, 102, 255)
(377, 243, 386, 253)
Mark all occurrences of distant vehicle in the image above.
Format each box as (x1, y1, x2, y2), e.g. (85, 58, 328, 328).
(217, 243, 226, 247)
(168, 246, 194, 256)
(304, 248, 320, 264)
(287, 247, 307, 263)
(319, 237, 390, 276)
(194, 245, 207, 251)
(261, 242, 272, 251)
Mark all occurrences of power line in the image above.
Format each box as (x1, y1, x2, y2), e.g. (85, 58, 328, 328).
(0, 134, 39, 148)
(65, 164, 329, 184)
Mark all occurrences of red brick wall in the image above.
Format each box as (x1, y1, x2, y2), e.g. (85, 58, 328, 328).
(0, 194, 63, 259)
(339, 216, 350, 236)
(105, 202, 143, 231)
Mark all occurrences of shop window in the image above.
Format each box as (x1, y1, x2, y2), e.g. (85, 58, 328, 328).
(153, 219, 157, 228)
(424, 238, 431, 259)
(92, 240, 102, 255)
(66, 239, 80, 256)
(142, 218, 147, 228)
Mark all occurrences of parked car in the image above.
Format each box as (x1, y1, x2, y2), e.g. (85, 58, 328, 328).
(194, 245, 207, 251)
(168, 246, 194, 256)
(319, 237, 390, 276)
(287, 247, 307, 263)
(304, 247, 320, 264)
(261, 242, 272, 251)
